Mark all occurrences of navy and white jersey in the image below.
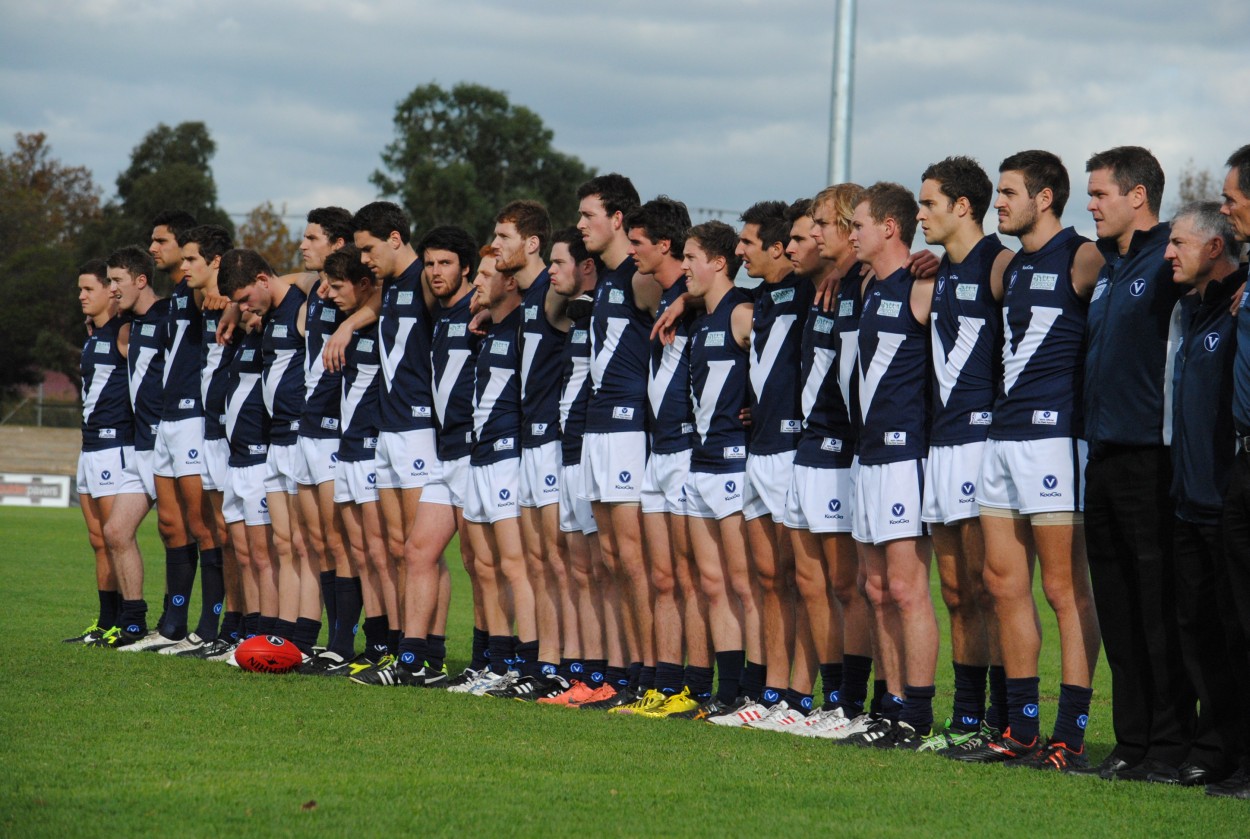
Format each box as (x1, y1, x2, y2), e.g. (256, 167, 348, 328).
(300, 280, 345, 441)
(559, 314, 594, 467)
(262, 286, 307, 447)
(857, 267, 930, 465)
(224, 329, 270, 468)
(431, 292, 480, 463)
(991, 227, 1090, 442)
(161, 279, 203, 421)
(929, 234, 1008, 446)
(81, 316, 134, 452)
(587, 256, 652, 433)
(689, 287, 752, 474)
(201, 307, 236, 443)
(648, 278, 696, 454)
(1172, 270, 1243, 525)
(1084, 223, 1184, 447)
(749, 272, 814, 455)
(795, 263, 866, 469)
(338, 324, 381, 464)
(126, 298, 170, 452)
(377, 259, 435, 434)
(519, 270, 563, 448)
(471, 307, 523, 467)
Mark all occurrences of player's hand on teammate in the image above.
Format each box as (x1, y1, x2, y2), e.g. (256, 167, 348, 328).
(215, 302, 240, 345)
(907, 249, 940, 279)
(650, 294, 687, 345)
(323, 320, 353, 372)
(469, 308, 492, 336)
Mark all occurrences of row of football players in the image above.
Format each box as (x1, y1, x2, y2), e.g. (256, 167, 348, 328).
(70, 149, 1250, 790)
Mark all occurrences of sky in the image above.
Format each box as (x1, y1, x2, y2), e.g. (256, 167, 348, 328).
(3, 0, 1247, 240)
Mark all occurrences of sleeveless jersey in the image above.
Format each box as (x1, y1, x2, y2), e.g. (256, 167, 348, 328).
(377, 259, 435, 433)
(300, 279, 346, 441)
(81, 316, 134, 452)
(929, 234, 1008, 446)
(689, 287, 752, 474)
(338, 324, 381, 464)
(648, 278, 697, 455)
(749, 272, 814, 455)
(161, 279, 203, 421)
(1171, 270, 1241, 525)
(200, 306, 236, 443)
(559, 314, 594, 467)
(261, 286, 307, 447)
(431, 292, 480, 462)
(471, 307, 523, 467)
(126, 298, 170, 452)
(224, 329, 269, 468)
(587, 256, 652, 433)
(795, 263, 865, 469)
(991, 227, 1090, 441)
(519, 270, 563, 448)
(857, 267, 930, 465)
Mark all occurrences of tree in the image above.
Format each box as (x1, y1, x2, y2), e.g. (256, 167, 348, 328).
(0, 133, 103, 396)
(1169, 158, 1220, 216)
(238, 201, 298, 274)
(372, 82, 596, 244)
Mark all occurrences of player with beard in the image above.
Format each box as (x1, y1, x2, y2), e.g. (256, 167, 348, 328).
(353, 225, 481, 688)
(954, 151, 1104, 770)
(913, 157, 1014, 754)
(575, 174, 664, 709)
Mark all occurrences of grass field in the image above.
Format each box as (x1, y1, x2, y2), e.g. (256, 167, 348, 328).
(0, 505, 1242, 837)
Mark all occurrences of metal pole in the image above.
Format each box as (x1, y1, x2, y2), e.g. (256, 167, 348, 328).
(827, 0, 857, 185)
(37, 382, 43, 427)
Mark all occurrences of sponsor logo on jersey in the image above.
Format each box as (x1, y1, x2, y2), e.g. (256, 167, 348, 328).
(770, 287, 794, 304)
(249, 444, 268, 455)
(572, 329, 588, 344)
(821, 437, 843, 452)
(176, 296, 188, 309)
(493, 437, 515, 452)
(681, 422, 695, 435)
(884, 431, 907, 446)
(490, 340, 509, 355)
(358, 339, 374, 353)
(412, 406, 432, 418)
(876, 300, 902, 318)
(272, 324, 288, 338)
(524, 305, 538, 322)
(531, 423, 547, 436)
(1032, 410, 1058, 425)
(320, 306, 338, 322)
(609, 289, 625, 305)
(838, 299, 854, 318)
(1091, 279, 1108, 302)
(363, 437, 377, 449)
(320, 417, 340, 430)
(99, 428, 116, 439)
(448, 322, 467, 337)
(1129, 278, 1146, 297)
(970, 411, 992, 426)
(241, 349, 256, 362)
(205, 319, 217, 331)
(814, 315, 834, 334)
(179, 398, 195, 409)
(1030, 272, 1058, 291)
(956, 283, 978, 301)
(140, 323, 157, 337)
(94, 341, 111, 354)
(705, 331, 725, 347)
(612, 406, 635, 421)
(780, 419, 801, 433)
(396, 291, 414, 306)
(724, 445, 746, 459)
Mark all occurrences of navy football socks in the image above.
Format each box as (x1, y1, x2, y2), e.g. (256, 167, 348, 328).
(655, 661, 684, 695)
(161, 543, 197, 638)
(714, 650, 745, 705)
(319, 570, 337, 633)
(195, 546, 224, 641)
(740, 660, 766, 701)
(951, 662, 988, 732)
(841, 654, 873, 715)
(1005, 675, 1042, 743)
(470, 627, 490, 671)
(219, 611, 242, 643)
(901, 684, 936, 732)
(1052, 683, 1094, 749)
(425, 634, 447, 671)
(987, 664, 1009, 732)
(819, 662, 844, 709)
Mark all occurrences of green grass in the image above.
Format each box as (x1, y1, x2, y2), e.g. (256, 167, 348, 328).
(0, 506, 1242, 837)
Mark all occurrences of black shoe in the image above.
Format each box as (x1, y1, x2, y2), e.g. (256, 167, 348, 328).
(844, 716, 897, 748)
(1173, 763, 1212, 787)
(889, 722, 928, 750)
(580, 684, 640, 711)
(487, 673, 569, 701)
(1207, 767, 1250, 798)
(63, 622, 107, 644)
(1116, 758, 1177, 783)
(350, 660, 446, 687)
(949, 727, 1042, 764)
(1066, 752, 1136, 779)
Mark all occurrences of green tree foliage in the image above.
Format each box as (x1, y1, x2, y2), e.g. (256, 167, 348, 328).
(0, 133, 102, 396)
(238, 200, 297, 274)
(372, 82, 596, 245)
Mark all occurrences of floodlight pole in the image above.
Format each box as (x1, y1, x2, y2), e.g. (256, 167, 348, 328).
(827, 0, 857, 185)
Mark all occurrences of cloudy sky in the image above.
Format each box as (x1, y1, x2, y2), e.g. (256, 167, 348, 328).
(3, 0, 1247, 239)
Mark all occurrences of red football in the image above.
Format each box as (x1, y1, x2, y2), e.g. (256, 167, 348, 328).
(234, 635, 303, 673)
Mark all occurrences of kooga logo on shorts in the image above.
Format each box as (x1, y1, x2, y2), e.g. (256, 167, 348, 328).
(1041, 474, 1062, 497)
(890, 502, 909, 524)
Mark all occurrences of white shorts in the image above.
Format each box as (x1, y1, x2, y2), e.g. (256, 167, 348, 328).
(333, 458, 379, 505)
(374, 429, 440, 490)
(222, 463, 271, 526)
(423, 455, 469, 508)
(853, 459, 926, 545)
(922, 441, 985, 525)
(296, 436, 339, 487)
(978, 437, 1087, 515)
(579, 431, 646, 504)
(264, 443, 300, 496)
(133, 447, 157, 500)
(77, 447, 146, 498)
(201, 438, 229, 494)
(743, 450, 796, 522)
(153, 417, 205, 479)
(641, 450, 691, 516)
(559, 464, 598, 535)
(464, 458, 521, 524)
(684, 470, 746, 520)
(520, 441, 562, 508)
(784, 463, 855, 533)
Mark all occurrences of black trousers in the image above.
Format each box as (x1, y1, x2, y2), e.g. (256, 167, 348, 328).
(1220, 451, 1250, 767)
(1085, 444, 1192, 765)
(1174, 517, 1244, 772)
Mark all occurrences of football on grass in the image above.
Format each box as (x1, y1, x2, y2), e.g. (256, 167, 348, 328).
(235, 635, 303, 673)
